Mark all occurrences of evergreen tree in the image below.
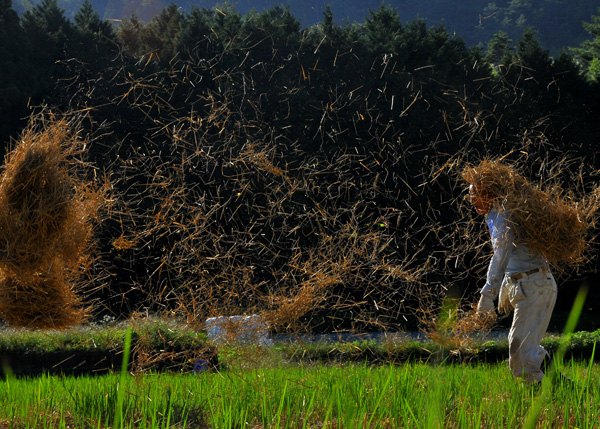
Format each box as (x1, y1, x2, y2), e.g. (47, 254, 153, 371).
(74, 0, 114, 38)
(117, 13, 144, 58)
(0, 0, 33, 147)
(73, 0, 117, 63)
(210, 2, 243, 41)
(516, 27, 551, 71)
(16, 0, 75, 114)
(476, 0, 594, 56)
(238, 5, 301, 122)
(363, 3, 403, 53)
(488, 27, 598, 149)
(142, 3, 182, 63)
(571, 7, 600, 81)
(21, 0, 73, 42)
(485, 30, 513, 67)
(175, 7, 222, 60)
(499, 28, 551, 84)
(21, 0, 74, 83)
(322, 5, 334, 38)
(241, 5, 300, 58)
(588, 57, 600, 80)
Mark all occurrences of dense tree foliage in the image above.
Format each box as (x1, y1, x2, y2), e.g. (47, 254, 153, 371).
(117, 3, 180, 62)
(12, 0, 600, 55)
(0, 0, 31, 142)
(478, 0, 599, 54)
(2, 0, 600, 330)
(572, 7, 600, 81)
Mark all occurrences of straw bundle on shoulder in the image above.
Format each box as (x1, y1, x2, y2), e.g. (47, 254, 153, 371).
(461, 159, 596, 266)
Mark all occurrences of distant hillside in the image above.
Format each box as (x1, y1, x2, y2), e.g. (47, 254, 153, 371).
(12, 0, 600, 53)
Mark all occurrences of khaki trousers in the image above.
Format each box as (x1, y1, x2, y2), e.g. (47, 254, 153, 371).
(503, 270, 557, 382)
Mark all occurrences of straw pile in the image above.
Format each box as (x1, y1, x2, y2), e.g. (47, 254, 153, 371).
(0, 116, 103, 329)
(0, 275, 87, 328)
(424, 303, 497, 353)
(461, 159, 598, 266)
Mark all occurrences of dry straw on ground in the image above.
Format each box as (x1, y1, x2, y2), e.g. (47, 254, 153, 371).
(0, 114, 105, 329)
(423, 301, 497, 353)
(0, 274, 87, 328)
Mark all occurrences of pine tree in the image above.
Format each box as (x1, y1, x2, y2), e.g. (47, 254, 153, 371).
(74, 0, 114, 38)
(73, 0, 117, 64)
(20, 0, 74, 104)
(322, 5, 334, 38)
(22, 0, 72, 39)
(515, 27, 551, 73)
(142, 4, 182, 63)
(175, 7, 218, 60)
(364, 3, 403, 53)
(21, 0, 74, 69)
(485, 30, 513, 67)
(0, 0, 33, 147)
(571, 8, 600, 81)
(241, 5, 299, 63)
(117, 13, 144, 57)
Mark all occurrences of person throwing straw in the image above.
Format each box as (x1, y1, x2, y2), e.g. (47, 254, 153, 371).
(462, 159, 596, 383)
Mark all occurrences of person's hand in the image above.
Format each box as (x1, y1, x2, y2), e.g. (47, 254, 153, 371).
(477, 294, 496, 318)
(498, 285, 512, 315)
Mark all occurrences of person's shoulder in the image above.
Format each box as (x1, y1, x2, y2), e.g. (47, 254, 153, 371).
(486, 206, 509, 229)
(492, 205, 511, 218)
(486, 206, 501, 220)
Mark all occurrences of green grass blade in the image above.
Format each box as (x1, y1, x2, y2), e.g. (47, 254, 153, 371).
(113, 327, 133, 429)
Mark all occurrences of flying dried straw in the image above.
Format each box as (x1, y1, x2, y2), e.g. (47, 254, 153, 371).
(0, 114, 105, 329)
(461, 158, 598, 267)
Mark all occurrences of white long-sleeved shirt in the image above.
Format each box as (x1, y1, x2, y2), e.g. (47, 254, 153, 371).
(480, 207, 548, 300)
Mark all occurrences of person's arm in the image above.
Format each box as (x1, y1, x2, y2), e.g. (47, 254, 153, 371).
(481, 221, 513, 300)
(478, 210, 513, 313)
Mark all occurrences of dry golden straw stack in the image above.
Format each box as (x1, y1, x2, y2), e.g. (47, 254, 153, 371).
(461, 159, 598, 267)
(0, 115, 104, 329)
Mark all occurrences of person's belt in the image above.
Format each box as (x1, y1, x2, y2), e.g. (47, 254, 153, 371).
(509, 267, 544, 281)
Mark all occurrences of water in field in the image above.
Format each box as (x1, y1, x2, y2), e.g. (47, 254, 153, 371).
(270, 330, 509, 344)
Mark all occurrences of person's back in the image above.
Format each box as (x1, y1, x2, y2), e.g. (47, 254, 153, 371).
(485, 207, 547, 278)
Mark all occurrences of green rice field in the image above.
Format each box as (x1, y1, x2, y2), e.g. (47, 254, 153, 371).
(1, 355, 598, 428)
(0, 296, 596, 428)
